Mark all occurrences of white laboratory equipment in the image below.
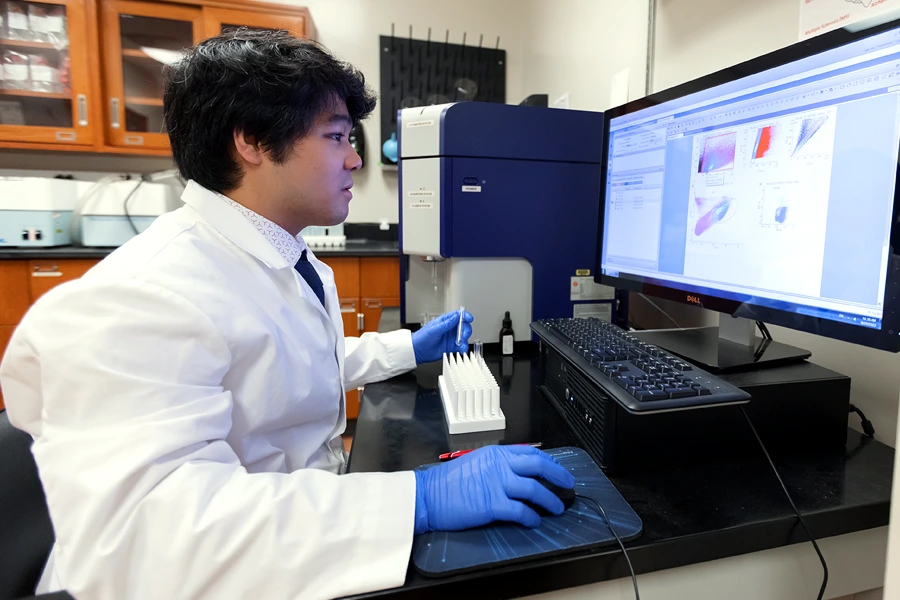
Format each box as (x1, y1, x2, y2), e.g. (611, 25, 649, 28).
(398, 102, 606, 342)
(73, 177, 181, 247)
(438, 351, 505, 434)
(0, 177, 80, 247)
(300, 224, 346, 248)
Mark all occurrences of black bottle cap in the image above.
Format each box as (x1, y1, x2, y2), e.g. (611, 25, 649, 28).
(503, 311, 512, 328)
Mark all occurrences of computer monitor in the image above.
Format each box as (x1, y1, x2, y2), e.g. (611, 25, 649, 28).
(597, 19, 900, 371)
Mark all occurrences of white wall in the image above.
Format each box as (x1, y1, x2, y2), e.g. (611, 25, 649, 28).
(650, 0, 900, 448)
(652, 0, 799, 93)
(521, 0, 650, 110)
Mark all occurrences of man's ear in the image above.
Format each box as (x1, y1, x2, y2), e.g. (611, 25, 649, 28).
(233, 129, 265, 166)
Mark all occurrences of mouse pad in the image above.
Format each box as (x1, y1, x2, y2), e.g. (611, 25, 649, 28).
(411, 446, 643, 577)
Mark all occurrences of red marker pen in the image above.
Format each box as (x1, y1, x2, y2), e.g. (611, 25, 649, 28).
(438, 442, 542, 461)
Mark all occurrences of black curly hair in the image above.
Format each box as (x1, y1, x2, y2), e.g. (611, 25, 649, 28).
(163, 28, 377, 193)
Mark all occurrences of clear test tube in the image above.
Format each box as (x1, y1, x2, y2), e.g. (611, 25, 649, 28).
(473, 339, 483, 359)
(456, 305, 466, 346)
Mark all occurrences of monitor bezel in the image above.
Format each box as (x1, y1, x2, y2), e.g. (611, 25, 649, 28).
(597, 19, 900, 352)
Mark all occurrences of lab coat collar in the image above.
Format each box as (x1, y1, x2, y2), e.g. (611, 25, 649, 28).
(180, 180, 299, 271)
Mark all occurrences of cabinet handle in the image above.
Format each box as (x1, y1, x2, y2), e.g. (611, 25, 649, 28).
(357, 313, 364, 331)
(339, 299, 356, 313)
(110, 98, 120, 129)
(364, 299, 383, 309)
(77, 94, 88, 126)
(32, 264, 62, 277)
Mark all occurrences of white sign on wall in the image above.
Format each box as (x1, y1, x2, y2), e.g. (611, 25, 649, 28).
(800, 0, 900, 40)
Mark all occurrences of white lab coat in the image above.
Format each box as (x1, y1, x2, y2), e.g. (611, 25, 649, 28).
(0, 181, 419, 600)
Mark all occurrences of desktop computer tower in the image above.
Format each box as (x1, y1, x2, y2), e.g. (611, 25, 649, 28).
(539, 343, 851, 475)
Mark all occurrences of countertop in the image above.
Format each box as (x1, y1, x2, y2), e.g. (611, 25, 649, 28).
(0, 239, 399, 260)
(345, 353, 893, 599)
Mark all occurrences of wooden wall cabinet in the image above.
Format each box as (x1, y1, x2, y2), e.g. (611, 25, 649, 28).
(0, 0, 314, 154)
(0, 0, 96, 145)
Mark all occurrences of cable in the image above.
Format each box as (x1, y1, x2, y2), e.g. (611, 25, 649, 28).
(122, 180, 145, 235)
(756, 321, 773, 340)
(69, 173, 128, 245)
(848, 403, 875, 437)
(739, 406, 828, 600)
(637, 293, 682, 330)
(68, 169, 183, 245)
(575, 493, 639, 600)
(124, 169, 184, 235)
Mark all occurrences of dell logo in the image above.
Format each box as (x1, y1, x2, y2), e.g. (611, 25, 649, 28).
(687, 294, 702, 305)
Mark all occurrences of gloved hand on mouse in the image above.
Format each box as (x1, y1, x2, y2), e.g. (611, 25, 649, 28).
(413, 445, 576, 533)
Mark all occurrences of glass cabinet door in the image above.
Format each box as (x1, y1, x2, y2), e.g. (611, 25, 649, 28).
(0, 0, 94, 145)
(203, 8, 309, 40)
(101, 0, 202, 149)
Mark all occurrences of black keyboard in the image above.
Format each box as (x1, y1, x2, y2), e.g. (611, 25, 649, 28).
(532, 318, 751, 414)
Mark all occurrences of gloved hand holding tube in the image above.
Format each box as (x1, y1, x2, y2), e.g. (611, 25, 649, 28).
(411, 309, 474, 364)
(413, 445, 576, 533)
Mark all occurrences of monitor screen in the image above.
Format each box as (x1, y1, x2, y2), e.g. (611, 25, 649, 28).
(598, 20, 900, 352)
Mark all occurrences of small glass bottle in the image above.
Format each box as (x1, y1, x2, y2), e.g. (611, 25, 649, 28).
(499, 311, 515, 355)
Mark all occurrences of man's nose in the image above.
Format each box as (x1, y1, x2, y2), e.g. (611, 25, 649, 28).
(347, 147, 362, 171)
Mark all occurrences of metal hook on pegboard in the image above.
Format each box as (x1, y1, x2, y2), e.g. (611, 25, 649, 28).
(378, 26, 506, 164)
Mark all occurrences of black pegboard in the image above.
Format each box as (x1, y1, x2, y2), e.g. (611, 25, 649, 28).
(378, 33, 506, 165)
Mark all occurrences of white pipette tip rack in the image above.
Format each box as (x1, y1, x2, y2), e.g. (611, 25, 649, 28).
(437, 351, 505, 434)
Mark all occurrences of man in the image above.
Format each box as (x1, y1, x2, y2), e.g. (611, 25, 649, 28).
(0, 30, 573, 600)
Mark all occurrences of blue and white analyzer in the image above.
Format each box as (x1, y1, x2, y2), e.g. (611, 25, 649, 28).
(398, 102, 615, 341)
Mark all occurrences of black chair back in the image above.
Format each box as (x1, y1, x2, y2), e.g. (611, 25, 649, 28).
(0, 410, 54, 599)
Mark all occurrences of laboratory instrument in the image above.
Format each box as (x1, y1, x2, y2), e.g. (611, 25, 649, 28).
(0, 177, 79, 246)
(398, 102, 611, 342)
(73, 179, 180, 247)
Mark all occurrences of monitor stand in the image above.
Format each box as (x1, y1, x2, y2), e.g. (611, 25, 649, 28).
(632, 315, 811, 373)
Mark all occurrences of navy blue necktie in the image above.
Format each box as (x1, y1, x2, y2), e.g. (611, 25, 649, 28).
(294, 249, 325, 307)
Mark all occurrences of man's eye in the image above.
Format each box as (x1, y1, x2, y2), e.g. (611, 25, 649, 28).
(331, 133, 345, 141)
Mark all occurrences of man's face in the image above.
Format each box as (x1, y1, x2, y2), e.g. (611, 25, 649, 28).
(272, 99, 362, 228)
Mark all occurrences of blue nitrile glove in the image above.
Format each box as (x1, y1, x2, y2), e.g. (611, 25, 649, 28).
(412, 445, 576, 534)
(411, 310, 474, 364)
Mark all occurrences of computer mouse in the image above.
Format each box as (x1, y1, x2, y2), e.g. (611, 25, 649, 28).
(523, 478, 576, 517)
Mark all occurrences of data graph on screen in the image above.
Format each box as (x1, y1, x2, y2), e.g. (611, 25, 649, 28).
(752, 124, 786, 159)
(693, 196, 737, 236)
(697, 132, 737, 173)
(793, 115, 829, 156)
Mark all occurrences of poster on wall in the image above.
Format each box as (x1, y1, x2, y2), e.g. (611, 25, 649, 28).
(800, 0, 900, 40)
